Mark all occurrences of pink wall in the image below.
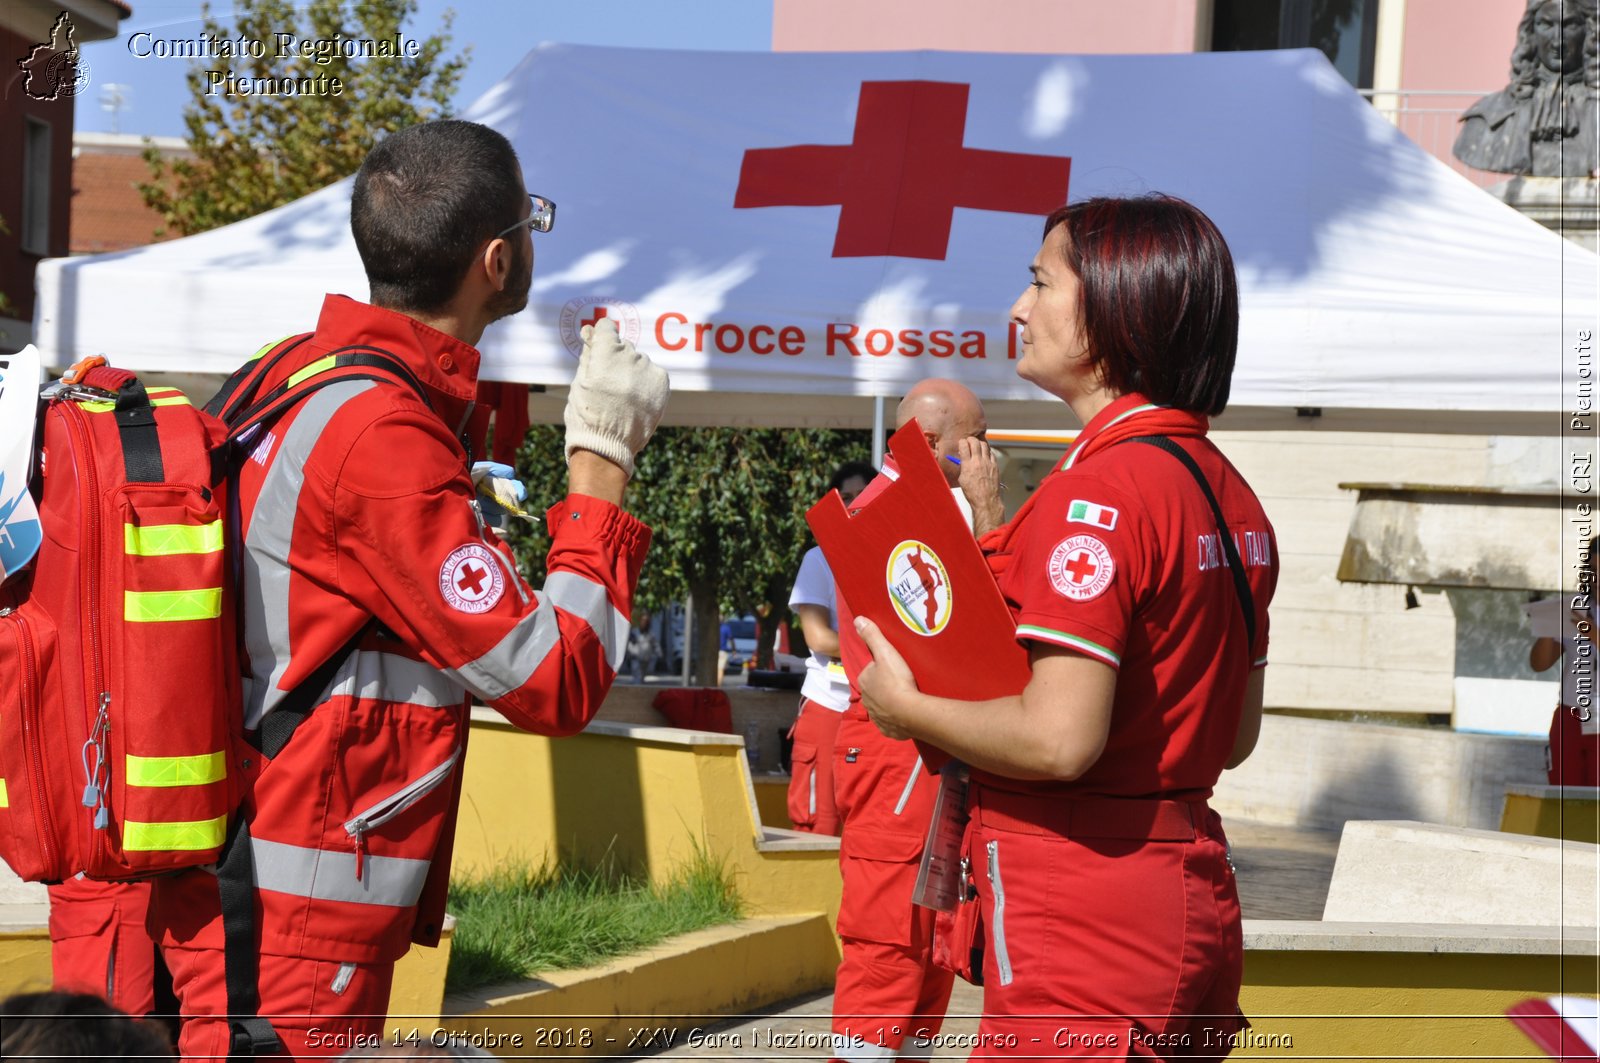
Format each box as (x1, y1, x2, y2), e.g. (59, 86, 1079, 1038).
(1401, 0, 1524, 92)
(773, 0, 1204, 54)
(1396, 0, 1526, 185)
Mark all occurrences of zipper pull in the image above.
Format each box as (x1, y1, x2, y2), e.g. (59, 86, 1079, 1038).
(350, 823, 367, 881)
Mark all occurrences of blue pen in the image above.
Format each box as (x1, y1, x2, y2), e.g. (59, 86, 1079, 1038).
(946, 456, 961, 466)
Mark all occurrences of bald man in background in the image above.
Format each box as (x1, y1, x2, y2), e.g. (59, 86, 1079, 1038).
(830, 380, 1001, 1063)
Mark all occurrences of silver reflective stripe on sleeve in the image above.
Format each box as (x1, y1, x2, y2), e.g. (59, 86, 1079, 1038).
(240, 380, 376, 730)
(328, 650, 466, 709)
(542, 571, 629, 672)
(448, 570, 626, 701)
(251, 836, 429, 907)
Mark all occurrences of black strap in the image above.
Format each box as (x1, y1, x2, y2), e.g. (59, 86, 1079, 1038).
(253, 626, 369, 758)
(205, 334, 313, 423)
(220, 346, 433, 440)
(217, 820, 284, 1059)
(114, 380, 165, 483)
(1127, 435, 1257, 650)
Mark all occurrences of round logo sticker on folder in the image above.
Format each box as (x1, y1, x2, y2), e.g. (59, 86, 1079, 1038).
(885, 540, 953, 637)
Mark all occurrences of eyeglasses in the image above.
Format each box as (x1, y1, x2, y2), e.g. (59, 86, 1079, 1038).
(497, 193, 556, 238)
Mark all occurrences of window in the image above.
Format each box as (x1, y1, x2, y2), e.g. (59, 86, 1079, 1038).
(1211, 0, 1380, 89)
(21, 118, 52, 256)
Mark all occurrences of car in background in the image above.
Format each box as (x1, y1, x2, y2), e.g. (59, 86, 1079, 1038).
(724, 615, 758, 674)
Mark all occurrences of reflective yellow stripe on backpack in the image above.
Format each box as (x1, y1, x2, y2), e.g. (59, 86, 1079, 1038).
(124, 589, 223, 622)
(78, 388, 194, 413)
(122, 815, 228, 852)
(125, 520, 224, 557)
(125, 751, 227, 787)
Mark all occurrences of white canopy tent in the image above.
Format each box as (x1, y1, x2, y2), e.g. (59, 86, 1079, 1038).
(34, 45, 1598, 433)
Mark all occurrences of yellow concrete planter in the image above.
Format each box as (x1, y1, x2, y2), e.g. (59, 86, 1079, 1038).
(1502, 783, 1600, 844)
(431, 914, 836, 1056)
(1237, 922, 1599, 1060)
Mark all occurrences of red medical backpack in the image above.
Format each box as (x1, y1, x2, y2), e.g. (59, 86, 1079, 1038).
(0, 361, 243, 882)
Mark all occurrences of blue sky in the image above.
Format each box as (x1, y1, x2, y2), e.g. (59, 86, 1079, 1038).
(75, 1, 773, 138)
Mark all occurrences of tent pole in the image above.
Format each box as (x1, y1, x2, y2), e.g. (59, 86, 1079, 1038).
(872, 394, 886, 468)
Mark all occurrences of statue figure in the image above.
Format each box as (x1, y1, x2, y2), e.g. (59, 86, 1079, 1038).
(1453, 0, 1600, 177)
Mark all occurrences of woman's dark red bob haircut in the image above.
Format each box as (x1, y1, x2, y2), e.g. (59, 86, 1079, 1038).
(1042, 194, 1239, 416)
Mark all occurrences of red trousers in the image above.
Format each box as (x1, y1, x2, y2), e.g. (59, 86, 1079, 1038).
(964, 788, 1246, 1059)
(48, 878, 157, 1015)
(831, 712, 954, 1061)
(788, 698, 845, 834)
(161, 945, 394, 1060)
(1548, 705, 1600, 786)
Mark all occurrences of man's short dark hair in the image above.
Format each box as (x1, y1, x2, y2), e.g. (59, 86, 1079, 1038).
(351, 120, 524, 314)
(1042, 194, 1239, 416)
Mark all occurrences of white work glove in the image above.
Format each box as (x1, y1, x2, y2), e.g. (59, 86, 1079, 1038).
(563, 317, 670, 478)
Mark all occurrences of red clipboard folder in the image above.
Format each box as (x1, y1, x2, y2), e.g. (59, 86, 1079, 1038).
(806, 421, 1031, 765)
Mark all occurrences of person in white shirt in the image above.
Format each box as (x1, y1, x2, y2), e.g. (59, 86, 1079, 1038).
(785, 461, 875, 833)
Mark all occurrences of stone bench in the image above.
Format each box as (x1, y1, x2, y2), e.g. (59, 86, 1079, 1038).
(1322, 819, 1598, 926)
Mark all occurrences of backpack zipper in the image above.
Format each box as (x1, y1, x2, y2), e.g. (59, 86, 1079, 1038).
(342, 748, 460, 880)
(60, 403, 112, 858)
(3, 610, 63, 877)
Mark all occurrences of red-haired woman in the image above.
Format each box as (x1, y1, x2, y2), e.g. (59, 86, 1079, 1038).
(854, 195, 1278, 1058)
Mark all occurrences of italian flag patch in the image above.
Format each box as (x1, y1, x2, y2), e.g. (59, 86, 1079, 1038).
(1067, 499, 1119, 531)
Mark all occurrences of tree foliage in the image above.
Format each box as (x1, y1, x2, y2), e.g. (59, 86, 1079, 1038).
(140, 0, 467, 236)
(510, 425, 872, 685)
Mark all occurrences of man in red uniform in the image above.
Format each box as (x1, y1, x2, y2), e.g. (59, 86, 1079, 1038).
(831, 379, 1001, 1062)
(149, 120, 669, 1059)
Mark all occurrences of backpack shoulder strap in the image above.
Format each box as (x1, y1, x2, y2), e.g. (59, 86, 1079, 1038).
(204, 334, 314, 422)
(1125, 435, 1257, 650)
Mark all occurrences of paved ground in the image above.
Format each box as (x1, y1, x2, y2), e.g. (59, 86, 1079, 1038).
(636, 820, 1340, 1061)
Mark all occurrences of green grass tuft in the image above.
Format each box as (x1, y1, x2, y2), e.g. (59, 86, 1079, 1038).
(444, 846, 744, 994)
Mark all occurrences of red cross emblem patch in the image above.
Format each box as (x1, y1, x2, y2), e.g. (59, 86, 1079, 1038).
(1047, 534, 1115, 602)
(440, 543, 506, 614)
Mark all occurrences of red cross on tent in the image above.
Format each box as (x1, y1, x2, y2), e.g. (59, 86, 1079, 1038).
(735, 80, 1072, 260)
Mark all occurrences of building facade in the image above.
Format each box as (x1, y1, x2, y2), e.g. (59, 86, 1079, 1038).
(0, 0, 129, 351)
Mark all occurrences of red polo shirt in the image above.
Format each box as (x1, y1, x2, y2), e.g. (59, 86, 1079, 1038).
(981, 394, 1278, 801)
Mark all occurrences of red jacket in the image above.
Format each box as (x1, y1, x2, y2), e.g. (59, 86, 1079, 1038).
(154, 295, 651, 964)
